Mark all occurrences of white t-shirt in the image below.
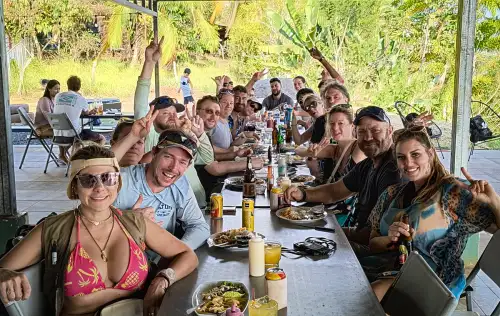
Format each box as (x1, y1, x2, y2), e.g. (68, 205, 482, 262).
(53, 91, 88, 137)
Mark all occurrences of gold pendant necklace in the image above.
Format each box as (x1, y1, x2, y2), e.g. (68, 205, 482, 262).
(79, 214, 115, 263)
(80, 210, 112, 226)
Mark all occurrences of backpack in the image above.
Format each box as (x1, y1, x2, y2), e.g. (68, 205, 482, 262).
(470, 115, 493, 143)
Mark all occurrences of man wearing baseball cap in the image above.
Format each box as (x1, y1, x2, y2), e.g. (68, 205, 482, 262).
(262, 77, 294, 111)
(134, 37, 215, 209)
(284, 106, 402, 255)
(112, 111, 210, 250)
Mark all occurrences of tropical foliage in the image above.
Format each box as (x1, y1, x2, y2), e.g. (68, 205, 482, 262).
(3, 0, 500, 121)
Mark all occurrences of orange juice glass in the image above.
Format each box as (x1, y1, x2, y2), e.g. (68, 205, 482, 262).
(264, 241, 282, 268)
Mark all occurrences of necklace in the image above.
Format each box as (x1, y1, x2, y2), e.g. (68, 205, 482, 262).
(79, 214, 115, 262)
(79, 210, 112, 226)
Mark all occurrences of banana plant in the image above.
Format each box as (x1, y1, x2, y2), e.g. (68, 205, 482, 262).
(266, 0, 325, 51)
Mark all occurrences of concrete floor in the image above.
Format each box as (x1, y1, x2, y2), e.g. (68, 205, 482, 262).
(10, 145, 500, 315)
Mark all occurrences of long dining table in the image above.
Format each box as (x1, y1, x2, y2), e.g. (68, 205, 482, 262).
(158, 157, 385, 315)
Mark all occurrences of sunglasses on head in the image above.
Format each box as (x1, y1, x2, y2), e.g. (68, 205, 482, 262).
(222, 81, 234, 87)
(150, 96, 179, 106)
(393, 125, 429, 142)
(77, 172, 120, 189)
(218, 89, 234, 99)
(157, 131, 198, 156)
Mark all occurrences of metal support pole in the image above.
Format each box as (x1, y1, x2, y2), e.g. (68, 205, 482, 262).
(450, 0, 477, 176)
(153, 0, 160, 98)
(0, 1, 28, 254)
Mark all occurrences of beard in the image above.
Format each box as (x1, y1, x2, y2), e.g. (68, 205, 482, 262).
(272, 90, 280, 96)
(154, 121, 176, 133)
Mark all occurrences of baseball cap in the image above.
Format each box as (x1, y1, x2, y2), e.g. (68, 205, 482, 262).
(149, 96, 185, 112)
(156, 129, 199, 159)
(353, 106, 391, 126)
(248, 98, 263, 112)
(184, 68, 191, 74)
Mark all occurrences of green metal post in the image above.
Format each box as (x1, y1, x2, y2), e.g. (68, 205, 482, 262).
(0, 1, 28, 255)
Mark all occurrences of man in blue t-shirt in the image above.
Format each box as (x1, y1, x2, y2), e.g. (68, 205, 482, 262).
(112, 117, 209, 250)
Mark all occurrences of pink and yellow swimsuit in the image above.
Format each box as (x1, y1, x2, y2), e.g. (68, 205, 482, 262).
(64, 215, 148, 297)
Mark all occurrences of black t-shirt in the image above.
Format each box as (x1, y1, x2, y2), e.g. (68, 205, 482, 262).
(342, 148, 401, 228)
(262, 93, 294, 111)
(195, 164, 225, 202)
(310, 115, 326, 144)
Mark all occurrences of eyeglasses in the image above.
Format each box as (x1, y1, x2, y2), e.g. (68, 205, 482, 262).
(222, 81, 234, 87)
(157, 130, 198, 156)
(76, 172, 120, 189)
(202, 108, 221, 116)
(303, 101, 319, 111)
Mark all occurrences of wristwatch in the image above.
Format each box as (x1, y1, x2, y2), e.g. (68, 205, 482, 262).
(157, 268, 176, 287)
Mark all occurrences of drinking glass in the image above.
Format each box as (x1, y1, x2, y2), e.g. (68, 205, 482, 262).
(249, 296, 278, 316)
(264, 241, 282, 269)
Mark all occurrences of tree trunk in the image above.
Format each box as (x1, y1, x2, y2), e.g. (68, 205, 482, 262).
(32, 34, 42, 59)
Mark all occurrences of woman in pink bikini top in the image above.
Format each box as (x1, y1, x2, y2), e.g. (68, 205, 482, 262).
(0, 145, 198, 315)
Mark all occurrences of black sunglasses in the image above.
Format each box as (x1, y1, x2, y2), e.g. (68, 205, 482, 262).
(77, 172, 120, 189)
(303, 101, 319, 111)
(222, 81, 234, 87)
(157, 131, 198, 156)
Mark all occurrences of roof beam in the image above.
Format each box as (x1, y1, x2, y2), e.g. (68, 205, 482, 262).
(108, 0, 158, 16)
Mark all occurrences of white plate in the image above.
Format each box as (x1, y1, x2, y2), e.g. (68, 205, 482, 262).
(275, 205, 327, 224)
(192, 281, 250, 315)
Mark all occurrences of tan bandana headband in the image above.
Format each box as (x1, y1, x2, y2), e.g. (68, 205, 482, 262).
(67, 158, 121, 200)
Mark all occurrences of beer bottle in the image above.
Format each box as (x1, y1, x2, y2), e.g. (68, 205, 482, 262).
(272, 121, 278, 147)
(268, 146, 272, 165)
(395, 214, 413, 268)
(285, 122, 292, 144)
(267, 165, 274, 193)
(277, 126, 284, 153)
(243, 157, 256, 200)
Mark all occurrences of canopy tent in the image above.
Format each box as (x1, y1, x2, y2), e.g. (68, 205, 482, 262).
(0, 0, 477, 253)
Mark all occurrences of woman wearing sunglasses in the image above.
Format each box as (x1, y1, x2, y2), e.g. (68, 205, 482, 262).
(297, 104, 366, 184)
(0, 146, 198, 316)
(366, 126, 500, 300)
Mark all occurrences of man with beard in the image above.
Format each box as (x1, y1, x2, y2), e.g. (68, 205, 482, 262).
(112, 108, 210, 250)
(262, 78, 294, 111)
(134, 36, 214, 208)
(194, 96, 264, 199)
(284, 106, 401, 255)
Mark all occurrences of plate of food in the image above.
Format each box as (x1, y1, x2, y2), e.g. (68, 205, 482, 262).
(207, 228, 265, 248)
(192, 281, 249, 315)
(291, 175, 315, 183)
(276, 205, 327, 224)
(279, 144, 296, 153)
(288, 155, 306, 165)
(224, 177, 266, 192)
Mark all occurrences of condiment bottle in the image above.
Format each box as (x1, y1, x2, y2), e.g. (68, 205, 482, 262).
(225, 303, 242, 316)
(249, 234, 265, 277)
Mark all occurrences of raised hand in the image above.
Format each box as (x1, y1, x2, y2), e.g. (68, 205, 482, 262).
(190, 115, 205, 138)
(409, 111, 434, 127)
(145, 34, 165, 64)
(460, 167, 500, 206)
(131, 106, 159, 139)
(309, 47, 324, 61)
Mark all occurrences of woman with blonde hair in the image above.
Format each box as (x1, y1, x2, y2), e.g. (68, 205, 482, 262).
(0, 145, 198, 315)
(366, 126, 500, 300)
